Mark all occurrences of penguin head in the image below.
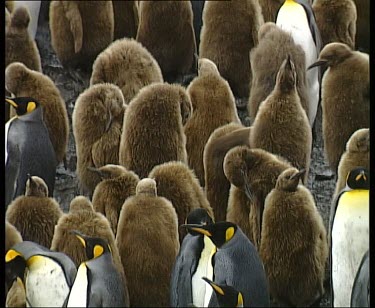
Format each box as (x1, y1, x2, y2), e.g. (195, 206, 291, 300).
(346, 128, 370, 153)
(5, 97, 39, 116)
(345, 167, 369, 190)
(9, 6, 30, 30)
(224, 146, 268, 202)
(136, 178, 157, 196)
(198, 58, 220, 77)
(276, 55, 296, 93)
(202, 277, 244, 307)
(87, 164, 129, 180)
(182, 221, 238, 248)
(71, 230, 112, 260)
(5, 248, 27, 293)
(69, 196, 94, 213)
(308, 42, 352, 69)
(183, 208, 214, 236)
(25, 174, 48, 197)
(275, 168, 305, 192)
(258, 22, 278, 41)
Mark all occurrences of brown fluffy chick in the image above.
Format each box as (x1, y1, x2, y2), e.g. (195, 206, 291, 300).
(223, 146, 292, 248)
(6, 175, 63, 248)
(6, 6, 42, 72)
(148, 161, 214, 243)
(91, 164, 140, 236)
(334, 128, 369, 198)
(116, 178, 179, 307)
(203, 123, 251, 222)
(260, 167, 328, 307)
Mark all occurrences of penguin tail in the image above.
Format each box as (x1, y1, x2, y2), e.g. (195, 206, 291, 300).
(62, 2, 83, 54)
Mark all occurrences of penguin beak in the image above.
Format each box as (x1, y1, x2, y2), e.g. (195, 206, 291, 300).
(202, 277, 225, 295)
(180, 224, 212, 237)
(105, 109, 113, 133)
(243, 180, 253, 201)
(290, 169, 306, 180)
(5, 98, 18, 108)
(5, 249, 22, 263)
(307, 59, 328, 70)
(71, 230, 87, 247)
(239, 169, 253, 201)
(356, 170, 367, 182)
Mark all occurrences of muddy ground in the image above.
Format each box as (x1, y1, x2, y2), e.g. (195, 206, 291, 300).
(34, 13, 336, 308)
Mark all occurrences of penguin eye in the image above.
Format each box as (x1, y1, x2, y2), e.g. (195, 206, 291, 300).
(27, 102, 36, 113)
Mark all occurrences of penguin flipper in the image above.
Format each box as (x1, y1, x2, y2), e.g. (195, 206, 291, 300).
(62, 1, 83, 54)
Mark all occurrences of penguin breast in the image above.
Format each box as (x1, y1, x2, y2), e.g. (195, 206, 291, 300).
(66, 263, 88, 307)
(192, 236, 216, 307)
(25, 256, 71, 307)
(331, 190, 369, 307)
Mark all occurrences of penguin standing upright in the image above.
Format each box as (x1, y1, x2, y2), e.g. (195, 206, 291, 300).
(67, 231, 129, 307)
(183, 222, 270, 307)
(308, 43, 369, 173)
(5, 98, 57, 204)
(276, 0, 322, 127)
(5, 241, 77, 307)
(6, 175, 63, 248)
(260, 168, 328, 306)
(170, 208, 215, 307)
(329, 167, 369, 307)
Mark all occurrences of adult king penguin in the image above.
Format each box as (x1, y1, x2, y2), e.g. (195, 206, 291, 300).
(67, 231, 129, 307)
(329, 167, 369, 307)
(5, 241, 77, 307)
(170, 208, 215, 307)
(276, 0, 322, 128)
(5, 97, 56, 204)
(183, 222, 270, 307)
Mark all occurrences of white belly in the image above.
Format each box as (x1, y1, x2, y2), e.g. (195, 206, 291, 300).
(331, 192, 369, 307)
(192, 236, 216, 307)
(67, 263, 88, 307)
(276, 5, 319, 127)
(25, 256, 70, 307)
(5, 117, 17, 166)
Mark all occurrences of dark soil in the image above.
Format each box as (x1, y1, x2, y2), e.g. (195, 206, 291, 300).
(34, 15, 335, 308)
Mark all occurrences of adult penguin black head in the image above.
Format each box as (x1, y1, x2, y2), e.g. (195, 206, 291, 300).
(5, 249, 27, 294)
(71, 230, 112, 260)
(182, 221, 237, 248)
(5, 97, 39, 116)
(182, 208, 214, 237)
(202, 277, 244, 308)
(345, 167, 369, 190)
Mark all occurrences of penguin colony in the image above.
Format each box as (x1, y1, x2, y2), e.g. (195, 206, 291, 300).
(5, 0, 369, 307)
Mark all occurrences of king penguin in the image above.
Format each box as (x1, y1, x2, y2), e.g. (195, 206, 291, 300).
(276, 0, 322, 128)
(170, 208, 215, 307)
(202, 277, 244, 308)
(329, 167, 369, 307)
(351, 250, 369, 307)
(67, 231, 129, 307)
(5, 97, 57, 205)
(183, 222, 270, 307)
(5, 241, 77, 307)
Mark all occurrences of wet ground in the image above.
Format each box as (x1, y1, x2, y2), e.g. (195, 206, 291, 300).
(35, 15, 335, 308)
